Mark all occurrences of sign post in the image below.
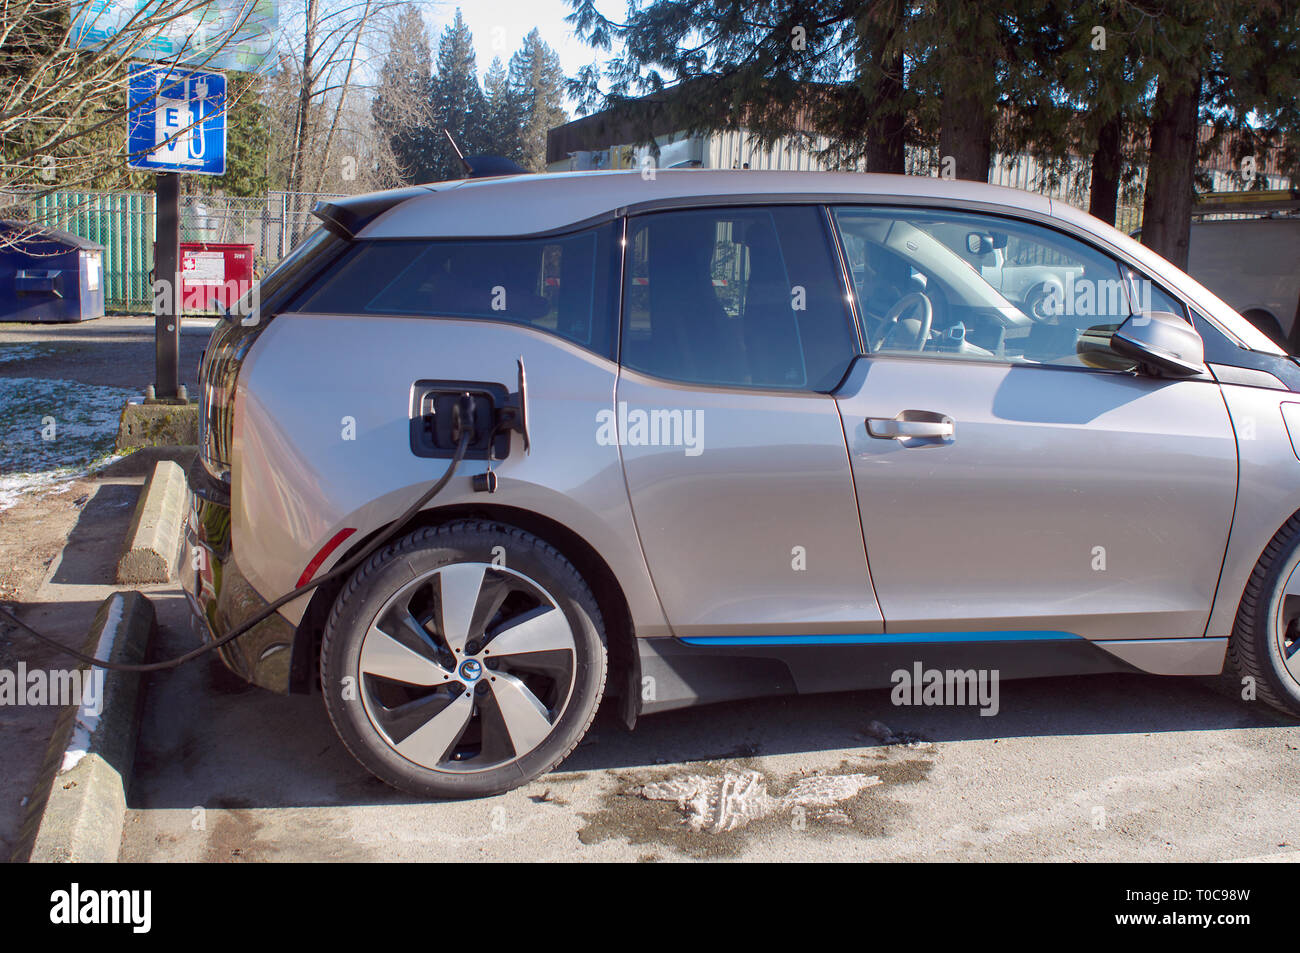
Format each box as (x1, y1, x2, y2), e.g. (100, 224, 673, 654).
(127, 64, 228, 400)
(154, 172, 181, 399)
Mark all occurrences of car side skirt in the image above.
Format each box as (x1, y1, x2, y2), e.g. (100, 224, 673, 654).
(635, 635, 1227, 716)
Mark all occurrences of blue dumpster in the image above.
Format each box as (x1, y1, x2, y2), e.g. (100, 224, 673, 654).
(0, 221, 106, 323)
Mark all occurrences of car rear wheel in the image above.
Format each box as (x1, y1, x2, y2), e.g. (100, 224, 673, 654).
(1227, 515, 1300, 717)
(321, 520, 607, 798)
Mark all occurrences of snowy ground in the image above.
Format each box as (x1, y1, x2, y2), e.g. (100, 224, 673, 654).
(0, 344, 53, 366)
(0, 376, 134, 510)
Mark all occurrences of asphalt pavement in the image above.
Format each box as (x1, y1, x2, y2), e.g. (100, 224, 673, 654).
(120, 605, 1300, 862)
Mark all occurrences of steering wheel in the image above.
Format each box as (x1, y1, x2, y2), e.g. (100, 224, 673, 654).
(1023, 278, 1064, 323)
(873, 292, 933, 352)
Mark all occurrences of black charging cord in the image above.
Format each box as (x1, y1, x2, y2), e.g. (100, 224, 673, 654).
(0, 420, 474, 674)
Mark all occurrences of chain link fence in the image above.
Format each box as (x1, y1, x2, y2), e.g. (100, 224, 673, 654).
(179, 191, 345, 274)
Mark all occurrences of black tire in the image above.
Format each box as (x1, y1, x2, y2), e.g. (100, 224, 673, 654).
(320, 519, 606, 799)
(1227, 514, 1300, 717)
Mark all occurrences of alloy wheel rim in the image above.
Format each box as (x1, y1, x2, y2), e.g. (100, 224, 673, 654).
(1271, 561, 1300, 687)
(357, 562, 577, 773)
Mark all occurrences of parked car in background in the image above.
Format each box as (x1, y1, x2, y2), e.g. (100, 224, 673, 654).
(1187, 191, 1300, 351)
(190, 169, 1300, 799)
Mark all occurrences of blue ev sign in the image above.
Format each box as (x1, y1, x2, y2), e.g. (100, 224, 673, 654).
(127, 64, 227, 176)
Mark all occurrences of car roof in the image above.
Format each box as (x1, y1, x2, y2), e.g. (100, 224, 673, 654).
(358, 169, 1055, 240)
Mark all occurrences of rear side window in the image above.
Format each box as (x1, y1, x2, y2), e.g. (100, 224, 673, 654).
(622, 206, 858, 391)
(293, 224, 618, 357)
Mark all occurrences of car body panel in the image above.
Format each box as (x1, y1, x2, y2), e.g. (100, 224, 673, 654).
(616, 366, 883, 638)
(833, 356, 1239, 640)
(1092, 637, 1229, 675)
(232, 312, 669, 636)
(361, 169, 1053, 240)
(1205, 383, 1300, 639)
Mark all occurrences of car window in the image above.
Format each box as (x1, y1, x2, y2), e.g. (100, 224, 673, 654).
(832, 206, 1138, 372)
(1123, 268, 1188, 319)
(292, 225, 618, 357)
(621, 206, 858, 391)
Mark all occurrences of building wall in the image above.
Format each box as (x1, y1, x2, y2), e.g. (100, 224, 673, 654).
(547, 125, 1293, 236)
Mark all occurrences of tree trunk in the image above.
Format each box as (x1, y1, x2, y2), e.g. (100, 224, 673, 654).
(288, 0, 318, 197)
(1088, 113, 1123, 226)
(1140, 73, 1201, 269)
(861, 0, 905, 174)
(313, 0, 374, 194)
(938, 86, 992, 182)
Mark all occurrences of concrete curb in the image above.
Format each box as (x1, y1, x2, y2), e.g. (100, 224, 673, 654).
(16, 591, 156, 863)
(117, 401, 199, 450)
(116, 459, 188, 585)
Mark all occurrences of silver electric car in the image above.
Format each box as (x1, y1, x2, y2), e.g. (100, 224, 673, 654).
(188, 169, 1300, 798)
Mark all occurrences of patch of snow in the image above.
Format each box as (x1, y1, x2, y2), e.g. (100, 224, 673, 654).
(61, 593, 123, 773)
(0, 377, 135, 510)
(637, 769, 881, 833)
(0, 344, 50, 365)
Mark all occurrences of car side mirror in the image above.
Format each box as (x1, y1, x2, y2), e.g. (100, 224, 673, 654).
(1110, 311, 1207, 377)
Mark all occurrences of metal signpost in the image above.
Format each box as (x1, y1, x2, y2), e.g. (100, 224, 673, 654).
(127, 64, 228, 399)
(69, 0, 277, 399)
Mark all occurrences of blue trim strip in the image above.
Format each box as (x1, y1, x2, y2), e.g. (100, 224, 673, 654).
(678, 631, 1081, 646)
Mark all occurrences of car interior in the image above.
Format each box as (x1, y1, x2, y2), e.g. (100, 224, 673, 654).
(832, 207, 1139, 371)
(621, 206, 858, 391)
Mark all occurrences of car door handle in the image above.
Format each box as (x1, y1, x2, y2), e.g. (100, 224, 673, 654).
(866, 414, 955, 440)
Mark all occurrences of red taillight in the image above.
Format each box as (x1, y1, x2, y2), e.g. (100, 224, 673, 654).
(297, 528, 357, 587)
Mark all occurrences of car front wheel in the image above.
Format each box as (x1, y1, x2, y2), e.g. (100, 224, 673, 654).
(1228, 515, 1300, 717)
(321, 520, 607, 799)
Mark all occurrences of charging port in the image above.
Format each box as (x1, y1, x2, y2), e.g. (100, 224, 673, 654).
(409, 381, 510, 460)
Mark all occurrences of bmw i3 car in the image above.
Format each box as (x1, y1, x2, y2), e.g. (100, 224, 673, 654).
(188, 169, 1300, 798)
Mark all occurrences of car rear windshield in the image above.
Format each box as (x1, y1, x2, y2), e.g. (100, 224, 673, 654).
(292, 225, 618, 358)
(226, 225, 344, 323)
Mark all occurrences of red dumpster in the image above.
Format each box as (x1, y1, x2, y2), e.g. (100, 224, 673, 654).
(179, 242, 254, 314)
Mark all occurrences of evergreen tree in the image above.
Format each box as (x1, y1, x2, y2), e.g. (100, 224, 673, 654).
(568, 0, 1300, 268)
(1137, 0, 1300, 268)
(372, 7, 437, 184)
(482, 56, 526, 164)
(509, 29, 567, 172)
(429, 8, 487, 179)
(565, 0, 917, 173)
